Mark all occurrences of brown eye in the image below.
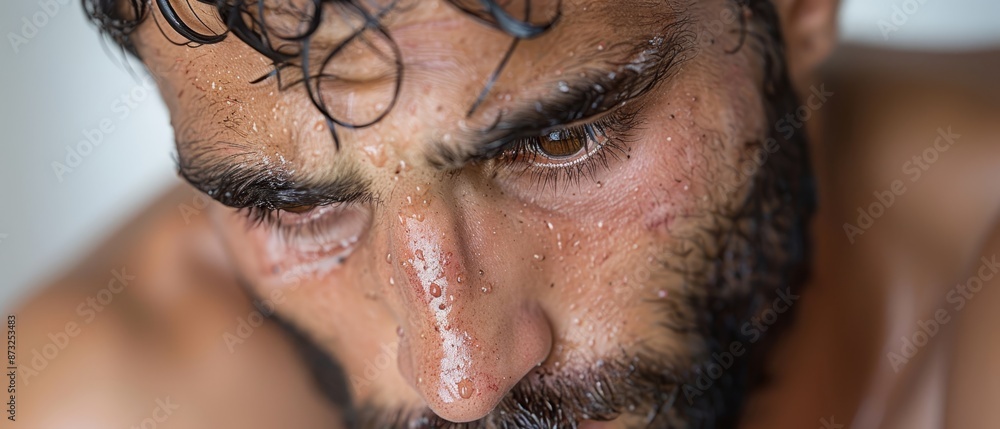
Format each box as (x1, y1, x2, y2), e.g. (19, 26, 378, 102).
(534, 130, 588, 159)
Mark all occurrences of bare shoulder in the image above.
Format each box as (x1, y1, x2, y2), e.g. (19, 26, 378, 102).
(10, 185, 341, 428)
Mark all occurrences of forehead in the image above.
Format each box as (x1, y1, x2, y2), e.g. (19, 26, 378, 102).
(135, 0, 696, 179)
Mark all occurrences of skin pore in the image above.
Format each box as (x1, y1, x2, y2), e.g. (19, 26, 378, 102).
(79, 0, 817, 427)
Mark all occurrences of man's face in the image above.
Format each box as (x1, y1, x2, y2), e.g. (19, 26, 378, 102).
(130, 0, 812, 426)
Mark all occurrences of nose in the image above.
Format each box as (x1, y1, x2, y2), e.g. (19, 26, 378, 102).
(385, 181, 553, 423)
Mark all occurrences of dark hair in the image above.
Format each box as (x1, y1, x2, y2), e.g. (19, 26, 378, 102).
(82, 0, 562, 147)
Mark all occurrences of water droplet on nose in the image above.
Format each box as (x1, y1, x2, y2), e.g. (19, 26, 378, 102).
(396, 326, 404, 337)
(458, 378, 475, 399)
(478, 269, 485, 277)
(657, 290, 669, 299)
(438, 303, 446, 310)
(533, 254, 545, 261)
(389, 277, 395, 285)
(557, 81, 570, 93)
(480, 282, 493, 294)
(429, 283, 442, 298)
(456, 275, 463, 284)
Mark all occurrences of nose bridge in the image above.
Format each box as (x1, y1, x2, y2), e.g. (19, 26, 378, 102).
(390, 181, 464, 313)
(382, 177, 553, 422)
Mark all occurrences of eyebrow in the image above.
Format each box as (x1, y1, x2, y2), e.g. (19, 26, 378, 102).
(176, 142, 372, 211)
(428, 28, 694, 168)
(178, 26, 693, 211)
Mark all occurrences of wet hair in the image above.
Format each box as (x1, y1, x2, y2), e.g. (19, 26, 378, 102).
(82, 1, 816, 428)
(82, 0, 560, 147)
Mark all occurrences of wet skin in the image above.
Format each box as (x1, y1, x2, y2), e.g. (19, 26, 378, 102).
(131, 0, 812, 426)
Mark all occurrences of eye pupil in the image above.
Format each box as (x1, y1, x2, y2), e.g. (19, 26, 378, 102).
(536, 131, 586, 158)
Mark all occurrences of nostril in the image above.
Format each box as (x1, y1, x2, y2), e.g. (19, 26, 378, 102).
(395, 302, 553, 423)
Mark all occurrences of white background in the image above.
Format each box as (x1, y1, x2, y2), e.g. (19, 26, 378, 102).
(2, 0, 999, 307)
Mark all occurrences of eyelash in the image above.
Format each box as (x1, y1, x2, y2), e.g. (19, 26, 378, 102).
(241, 203, 346, 243)
(494, 109, 638, 190)
(239, 109, 639, 238)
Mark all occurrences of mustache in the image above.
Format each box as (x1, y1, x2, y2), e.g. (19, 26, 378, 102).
(356, 351, 690, 429)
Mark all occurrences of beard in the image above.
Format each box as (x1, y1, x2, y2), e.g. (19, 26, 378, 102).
(261, 2, 815, 429)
